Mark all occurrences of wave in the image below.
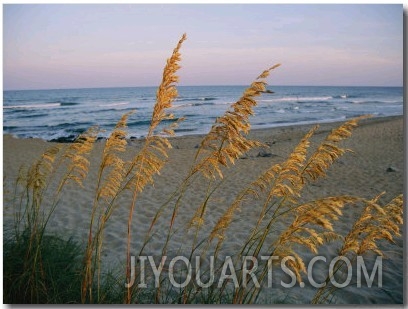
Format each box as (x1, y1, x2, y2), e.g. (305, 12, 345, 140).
(377, 99, 403, 104)
(82, 107, 141, 115)
(172, 101, 230, 109)
(348, 100, 386, 104)
(348, 100, 366, 104)
(128, 117, 183, 128)
(60, 102, 80, 106)
(332, 94, 351, 99)
(176, 97, 217, 102)
(98, 102, 129, 107)
(191, 102, 217, 107)
(127, 120, 152, 127)
(260, 96, 332, 103)
(4, 101, 80, 110)
(350, 99, 403, 105)
(45, 121, 95, 130)
(4, 103, 61, 109)
(19, 113, 49, 119)
(4, 125, 19, 130)
(172, 102, 212, 108)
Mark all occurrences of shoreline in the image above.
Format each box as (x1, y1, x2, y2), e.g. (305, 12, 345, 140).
(3, 114, 403, 144)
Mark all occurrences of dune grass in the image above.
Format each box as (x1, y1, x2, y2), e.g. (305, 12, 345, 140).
(3, 34, 403, 304)
(3, 227, 83, 303)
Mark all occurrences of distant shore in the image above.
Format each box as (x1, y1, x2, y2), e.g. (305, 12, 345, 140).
(3, 114, 404, 303)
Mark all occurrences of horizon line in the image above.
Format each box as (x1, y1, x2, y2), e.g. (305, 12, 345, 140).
(3, 84, 404, 92)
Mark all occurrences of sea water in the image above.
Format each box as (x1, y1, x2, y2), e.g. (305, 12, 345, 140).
(3, 85, 403, 142)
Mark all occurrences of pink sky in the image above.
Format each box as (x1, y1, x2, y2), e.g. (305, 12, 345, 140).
(3, 4, 403, 90)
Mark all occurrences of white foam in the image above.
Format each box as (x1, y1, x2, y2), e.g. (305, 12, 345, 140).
(98, 102, 129, 107)
(260, 96, 332, 103)
(4, 103, 61, 109)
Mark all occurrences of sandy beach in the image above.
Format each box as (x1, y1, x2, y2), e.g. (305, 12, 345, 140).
(3, 115, 404, 304)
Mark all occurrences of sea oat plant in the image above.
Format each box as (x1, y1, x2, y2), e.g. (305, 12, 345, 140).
(80, 34, 187, 304)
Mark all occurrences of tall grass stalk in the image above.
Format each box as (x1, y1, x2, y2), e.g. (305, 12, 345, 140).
(123, 33, 186, 303)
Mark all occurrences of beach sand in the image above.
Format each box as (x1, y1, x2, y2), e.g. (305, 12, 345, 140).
(2, 115, 404, 304)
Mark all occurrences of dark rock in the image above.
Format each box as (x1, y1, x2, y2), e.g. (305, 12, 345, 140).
(257, 150, 275, 158)
(386, 166, 398, 172)
(49, 135, 76, 143)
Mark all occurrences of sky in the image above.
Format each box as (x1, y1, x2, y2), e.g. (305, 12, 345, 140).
(3, 4, 404, 90)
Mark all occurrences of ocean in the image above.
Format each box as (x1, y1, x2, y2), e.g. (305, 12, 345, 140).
(3, 85, 403, 142)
